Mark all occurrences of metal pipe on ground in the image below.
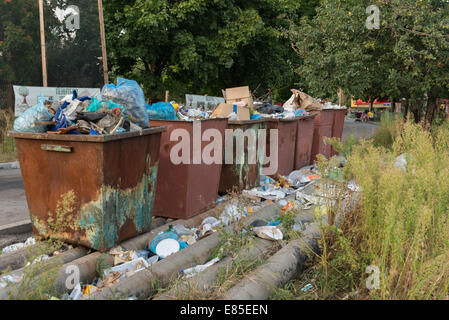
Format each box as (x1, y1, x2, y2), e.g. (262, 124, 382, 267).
(154, 205, 317, 300)
(153, 237, 276, 300)
(87, 202, 283, 300)
(220, 222, 322, 300)
(0, 216, 178, 299)
(0, 217, 166, 275)
(0, 245, 40, 273)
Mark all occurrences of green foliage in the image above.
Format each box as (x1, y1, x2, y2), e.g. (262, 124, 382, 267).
(372, 112, 403, 149)
(103, 0, 304, 101)
(290, 0, 449, 123)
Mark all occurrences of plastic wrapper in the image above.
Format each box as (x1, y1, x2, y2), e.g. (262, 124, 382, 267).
(146, 102, 177, 120)
(101, 77, 149, 128)
(13, 95, 53, 133)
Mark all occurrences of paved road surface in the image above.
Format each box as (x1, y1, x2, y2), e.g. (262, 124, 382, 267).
(0, 120, 379, 230)
(0, 169, 29, 228)
(342, 119, 379, 142)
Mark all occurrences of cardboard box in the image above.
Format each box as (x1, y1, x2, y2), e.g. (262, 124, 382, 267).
(225, 86, 253, 107)
(212, 103, 250, 121)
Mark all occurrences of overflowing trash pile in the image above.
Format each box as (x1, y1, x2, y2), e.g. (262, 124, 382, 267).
(14, 78, 150, 135)
(13, 79, 347, 132)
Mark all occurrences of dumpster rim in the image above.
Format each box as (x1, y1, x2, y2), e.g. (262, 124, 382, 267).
(149, 118, 228, 123)
(8, 127, 167, 143)
(228, 119, 268, 125)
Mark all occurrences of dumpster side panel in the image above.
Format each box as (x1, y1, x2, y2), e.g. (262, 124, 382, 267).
(310, 110, 333, 163)
(150, 119, 227, 219)
(97, 133, 161, 251)
(15, 138, 105, 249)
(14, 129, 163, 252)
(150, 121, 190, 218)
(219, 122, 265, 193)
(263, 120, 297, 177)
(186, 120, 227, 218)
(331, 109, 346, 156)
(295, 117, 315, 169)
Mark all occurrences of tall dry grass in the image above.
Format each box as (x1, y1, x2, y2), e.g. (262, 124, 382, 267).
(319, 120, 449, 299)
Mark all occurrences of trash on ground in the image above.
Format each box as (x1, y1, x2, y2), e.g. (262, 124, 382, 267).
(253, 226, 283, 241)
(301, 283, 315, 292)
(103, 257, 149, 282)
(394, 154, 407, 172)
(181, 258, 221, 279)
(1, 237, 36, 254)
(109, 246, 138, 266)
(69, 283, 83, 300)
(0, 274, 23, 289)
(156, 238, 180, 259)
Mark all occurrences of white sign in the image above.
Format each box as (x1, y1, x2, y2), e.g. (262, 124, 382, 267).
(13, 86, 100, 116)
(185, 94, 225, 110)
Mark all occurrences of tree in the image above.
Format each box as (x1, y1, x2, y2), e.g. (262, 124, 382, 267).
(290, 0, 449, 125)
(103, 0, 304, 101)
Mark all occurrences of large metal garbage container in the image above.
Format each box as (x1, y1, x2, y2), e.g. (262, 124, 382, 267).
(310, 110, 333, 163)
(8, 128, 165, 252)
(219, 120, 267, 193)
(263, 119, 297, 177)
(294, 114, 317, 170)
(149, 119, 227, 219)
(331, 109, 346, 156)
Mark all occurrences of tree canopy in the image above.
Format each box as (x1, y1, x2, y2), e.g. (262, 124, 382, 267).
(289, 0, 449, 123)
(103, 0, 307, 101)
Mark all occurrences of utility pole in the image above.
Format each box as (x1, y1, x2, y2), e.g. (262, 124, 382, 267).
(39, 0, 48, 87)
(98, 0, 109, 85)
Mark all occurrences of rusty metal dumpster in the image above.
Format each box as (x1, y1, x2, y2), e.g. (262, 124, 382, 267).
(331, 109, 346, 156)
(263, 118, 297, 177)
(8, 128, 165, 252)
(310, 110, 334, 163)
(149, 119, 227, 220)
(219, 119, 267, 193)
(294, 114, 317, 170)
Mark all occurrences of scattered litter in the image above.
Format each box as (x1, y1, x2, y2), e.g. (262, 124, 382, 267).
(181, 258, 220, 278)
(25, 254, 49, 266)
(296, 191, 320, 209)
(69, 283, 83, 300)
(155, 238, 180, 259)
(103, 257, 149, 282)
(1, 237, 36, 254)
(348, 181, 360, 192)
(109, 246, 138, 266)
(253, 226, 283, 241)
(0, 274, 23, 289)
(301, 283, 315, 292)
(394, 154, 407, 172)
(243, 189, 286, 201)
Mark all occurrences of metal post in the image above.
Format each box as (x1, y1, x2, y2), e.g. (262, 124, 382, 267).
(38, 0, 48, 87)
(98, 0, 109, 85)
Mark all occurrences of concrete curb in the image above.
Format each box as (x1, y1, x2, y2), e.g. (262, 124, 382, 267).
(0, 162, 20, 170)
(0, 220, 32, 236)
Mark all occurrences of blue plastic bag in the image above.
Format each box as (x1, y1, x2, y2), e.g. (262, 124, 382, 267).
(14, 94, 53, 133)
(101, 77, 149, 128)
(146, 102, 177, 121)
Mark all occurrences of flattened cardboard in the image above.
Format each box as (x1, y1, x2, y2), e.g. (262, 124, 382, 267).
(212, 103, 250, 121)
(225, 86, 253, 107)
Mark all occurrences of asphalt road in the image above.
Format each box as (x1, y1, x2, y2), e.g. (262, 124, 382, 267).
(0, 169, 29, 228)
(0, 119, 379, 230)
